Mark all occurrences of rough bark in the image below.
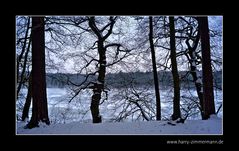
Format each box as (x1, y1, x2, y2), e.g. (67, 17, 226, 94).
(26, 17, 50, 128)
(197, 17, 215, 119)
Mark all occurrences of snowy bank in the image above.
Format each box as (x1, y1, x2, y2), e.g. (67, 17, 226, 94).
(16, 115, 222, 135)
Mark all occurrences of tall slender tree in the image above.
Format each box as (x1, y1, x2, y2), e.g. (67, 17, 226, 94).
(26, 17, 50, 128)
(17, 17, 31, 99)
(149, 16, 161, 120)
(21, 71, 32, 121)
(197, 17, 215, 119)
(169, 16, 181, 120)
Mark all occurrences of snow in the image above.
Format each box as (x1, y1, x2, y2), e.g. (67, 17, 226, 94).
(16, 116, 222, 135)
(196, 78, 202, 84)
(17, 88, 222, 135)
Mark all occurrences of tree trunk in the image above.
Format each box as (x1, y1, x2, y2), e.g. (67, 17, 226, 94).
(17, 33, 32, 99)
(169, 17, 181, 120)
(189, 63, 204, 117)
(88, 16, 116, 123)
(90, 40, 105, 123)
(186, 41, 204, 119)
(197, 17, 215, 119)
(17, 17, 30, 85)
(149, 16, 161, 120)
(21, 72, 32, 121)
(26, 17, 50, 128)
(184, 25, 205, 119)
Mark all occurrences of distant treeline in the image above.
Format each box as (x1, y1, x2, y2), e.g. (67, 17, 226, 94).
(46, 71, 222, 89)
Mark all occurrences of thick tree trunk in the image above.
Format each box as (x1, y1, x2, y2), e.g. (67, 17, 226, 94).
(149, 16, 161, 120)
(26, 17, 50, 128)
(197, 17, 215, 119)
(21, 72, 32, 121)
(169, 17, 181, 120)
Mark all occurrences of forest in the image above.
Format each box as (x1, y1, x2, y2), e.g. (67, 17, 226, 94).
(16, 16, 222, 134)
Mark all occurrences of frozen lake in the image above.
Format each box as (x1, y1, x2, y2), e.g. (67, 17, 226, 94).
(17, 87, 223, 124)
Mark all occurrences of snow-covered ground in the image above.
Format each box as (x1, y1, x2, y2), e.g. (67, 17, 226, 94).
(16, 115, 222, 135)
(16, 88, 222, 135)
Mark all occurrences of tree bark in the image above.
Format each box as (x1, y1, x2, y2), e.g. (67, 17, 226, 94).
(21, 72, 32, 121)
(149, 16, 161, 120)
(88, 16, 117, 123)
(88, 17, 115, 123)
(17, 32, 32, 99)
(197, 17, 215, 119)
(169, 17, 181, 120)
(185, 31, 204, 119)
(17, 17, 30, 85)
(90, 40, 105, 123)
(26, 17, 50, 128)
(189, 62, 204, 117)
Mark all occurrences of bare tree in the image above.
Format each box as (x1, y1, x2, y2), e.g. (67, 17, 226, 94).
(21, 71, 32, 121)
(197, 17, 215, 119)
(152, 16, 221, 120)
(16, 16, 221, 125)
(172, 17, 204, 119)
(87, 16, 114, 123)
(169, 16, 181, 121)
(86, 16, 134, 123)
(17, 16, 31, 99)
(109, 73, 155, 122)
(44, 16, 133, 123)
(149, 16, 161, 120)
(26, 17, 50, 128)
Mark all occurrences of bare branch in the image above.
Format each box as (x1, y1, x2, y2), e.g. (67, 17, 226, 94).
(88, 16, 102, 39)
(68, 70, 99, 103)
(102, 16, 117, 40)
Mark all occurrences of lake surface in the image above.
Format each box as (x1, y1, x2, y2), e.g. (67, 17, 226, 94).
(17, 88, 223, 124)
